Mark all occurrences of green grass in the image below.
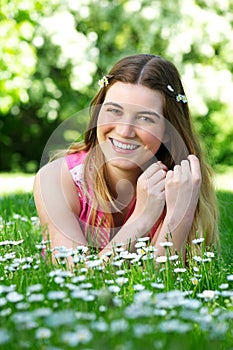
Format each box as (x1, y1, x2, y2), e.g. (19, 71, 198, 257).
(217, 190, 233, 264)
(0, 189, 232, 350)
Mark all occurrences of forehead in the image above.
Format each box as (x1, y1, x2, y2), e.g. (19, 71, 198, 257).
(104, 82, 163, 112)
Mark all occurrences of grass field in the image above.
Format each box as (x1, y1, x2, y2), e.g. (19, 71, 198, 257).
(0, 173, 232, 349)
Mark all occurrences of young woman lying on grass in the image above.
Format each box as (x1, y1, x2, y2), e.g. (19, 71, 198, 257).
(34, 54, 219, 262)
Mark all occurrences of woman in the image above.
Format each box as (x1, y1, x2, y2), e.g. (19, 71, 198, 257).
(34, 54, 218, 261)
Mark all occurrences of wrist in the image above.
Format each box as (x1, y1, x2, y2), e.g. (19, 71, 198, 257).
(162, 211, 193, 236)
(128, 211, 154, 233)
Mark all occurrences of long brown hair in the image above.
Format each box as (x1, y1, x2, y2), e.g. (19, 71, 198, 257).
(69, 54, 219, 248)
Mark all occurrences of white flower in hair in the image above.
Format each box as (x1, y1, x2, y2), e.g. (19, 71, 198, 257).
(98, 76, 109, 88)
(176, 94, 188, 103)
(167, 84, 188, 103)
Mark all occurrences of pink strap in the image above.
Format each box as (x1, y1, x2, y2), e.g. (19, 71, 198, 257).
(66, 152, 110, 248)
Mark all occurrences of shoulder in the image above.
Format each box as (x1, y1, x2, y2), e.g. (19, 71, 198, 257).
(34, 157, 80, 215)
(35, 157, 67, 180)
(35, 150, 87, 180)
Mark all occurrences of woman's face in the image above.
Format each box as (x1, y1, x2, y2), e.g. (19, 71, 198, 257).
(97, 82, 166, 173)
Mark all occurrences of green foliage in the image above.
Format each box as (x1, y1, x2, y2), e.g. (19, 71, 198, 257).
(0, 0, 233, 172)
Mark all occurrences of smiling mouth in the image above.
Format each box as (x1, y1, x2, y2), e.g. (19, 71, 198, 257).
(110, 138, 140, 151)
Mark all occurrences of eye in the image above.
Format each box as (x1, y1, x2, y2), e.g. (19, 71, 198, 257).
(107, 108, 122, 116)
(136, 115, 155, 123)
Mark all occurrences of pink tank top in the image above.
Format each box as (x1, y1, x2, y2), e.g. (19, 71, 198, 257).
(66, 151, 164, 250)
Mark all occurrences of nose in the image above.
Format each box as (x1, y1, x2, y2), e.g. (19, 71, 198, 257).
(115, 122, 136, 138)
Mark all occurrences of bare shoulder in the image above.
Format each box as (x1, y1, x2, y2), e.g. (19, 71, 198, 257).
(34, 157, 68, 189)
(35, 157, 65, 175)
(34, 157, 80, 215)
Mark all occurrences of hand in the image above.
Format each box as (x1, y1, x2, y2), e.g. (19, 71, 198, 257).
(134, 161, 167, 230)
(165, 155, 202, 230)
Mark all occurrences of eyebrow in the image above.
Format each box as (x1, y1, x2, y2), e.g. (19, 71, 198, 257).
(103, 102, 161, 119)
(103, 102, 123, 109)
(138, 110, 161, 119)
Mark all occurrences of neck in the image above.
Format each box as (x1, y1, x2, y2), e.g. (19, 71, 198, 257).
(105, 165, 140, 207)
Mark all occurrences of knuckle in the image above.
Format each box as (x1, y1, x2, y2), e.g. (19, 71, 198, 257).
(165, 177, 173, 186)
(158, 191, 165, 200)
(174, 165, 181, 171)
(193, 175, 202, 186)
(172, 177, 180, 185)
(166, 179, 179, 188)
(159, 169, 166, 178)
(181, 176, 189, 185)
(137, 177, 145, 189)
(138, 172, 146, 182)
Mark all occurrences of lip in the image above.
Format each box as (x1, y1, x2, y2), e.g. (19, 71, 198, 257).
(109, 137, 140, 153)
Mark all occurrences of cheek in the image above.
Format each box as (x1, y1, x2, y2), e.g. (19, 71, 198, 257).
(97, 110, 113, 130)
(147, 136, 162, 154)
(140, 126, 165, 146)
(97, 123, 112, 142)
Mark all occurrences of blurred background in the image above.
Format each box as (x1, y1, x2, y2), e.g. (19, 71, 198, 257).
(0, 0, 233, 177)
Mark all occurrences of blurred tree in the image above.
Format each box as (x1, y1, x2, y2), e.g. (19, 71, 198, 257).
(0, 0, 232, 172)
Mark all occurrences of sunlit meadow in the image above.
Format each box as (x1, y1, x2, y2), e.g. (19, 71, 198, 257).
(0, 175, 233, 350)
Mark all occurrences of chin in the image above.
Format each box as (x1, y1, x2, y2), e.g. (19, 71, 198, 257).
(109, 158, 139, 169)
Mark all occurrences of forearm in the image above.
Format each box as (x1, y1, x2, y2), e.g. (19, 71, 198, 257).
(99, 161, 167, 257)
(43, 214, 88, 251)
(34, 159, 88, 252)
(153, 212, 193, 257)
(99, 212, 153, 256)
(156, 155, 201, 257)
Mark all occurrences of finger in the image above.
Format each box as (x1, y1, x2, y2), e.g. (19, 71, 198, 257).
(144, 162, 167, 178)
(150, 179, 165, 193)
(165, 169, 173, 183)
(181, 159, 190, 170)
(148, 169, 166, 186)
(187, 154, 199, 168)
(174, 164, 181, 178)
(187, 155, 202, 184)
(180, 159, 191, 178)
(157, 161, 168, 171)
(159, 182, 166, 192)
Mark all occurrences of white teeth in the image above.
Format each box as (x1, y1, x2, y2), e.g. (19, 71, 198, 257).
(112, 139, 138, 150)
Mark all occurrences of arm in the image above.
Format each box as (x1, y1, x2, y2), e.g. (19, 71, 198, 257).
(151, 155, 202, 257)
(33, 157, 88, 251)
(99, 162, 167, 256)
